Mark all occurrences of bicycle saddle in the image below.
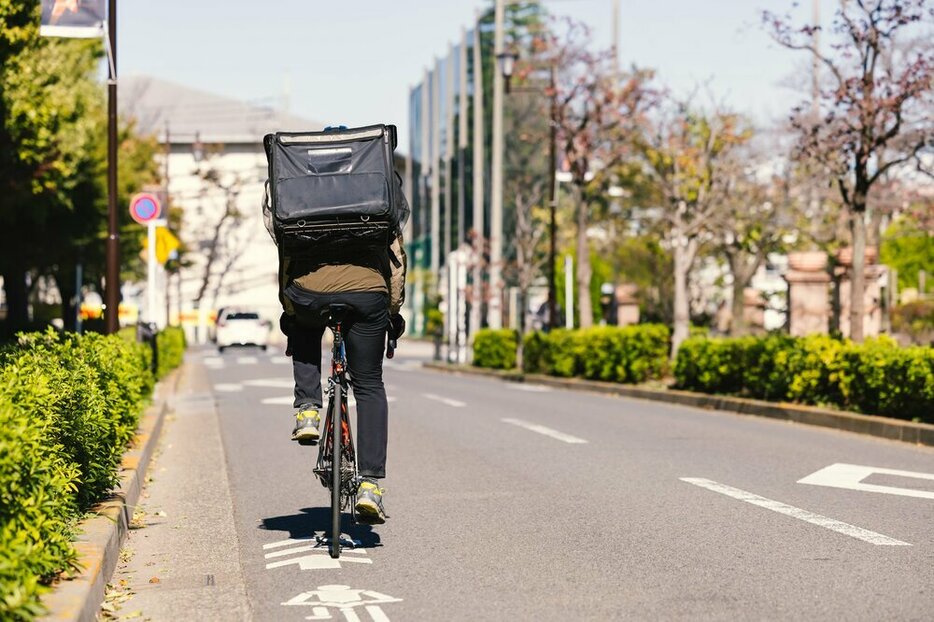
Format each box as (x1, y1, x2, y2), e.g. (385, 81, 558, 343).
(322, 303, 352, 326)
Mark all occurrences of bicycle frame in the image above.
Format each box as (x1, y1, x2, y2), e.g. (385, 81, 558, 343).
(313, 321, 360, 557)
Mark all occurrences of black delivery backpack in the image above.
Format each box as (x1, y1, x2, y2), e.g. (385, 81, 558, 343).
(262, 124, 408, 256)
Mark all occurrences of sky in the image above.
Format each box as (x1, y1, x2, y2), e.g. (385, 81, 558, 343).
(119, 0, 839, 152)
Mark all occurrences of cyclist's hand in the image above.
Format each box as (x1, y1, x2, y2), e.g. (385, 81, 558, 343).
(388, 313, 406, 340)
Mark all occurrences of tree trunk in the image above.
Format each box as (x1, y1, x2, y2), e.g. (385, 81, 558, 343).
(849, 208, 866, 342)
(730, 273, 747, 337)
(1, 267, 30, 333)
(575, 187, 592, 328)
(671, 243, 691, 359)
(54, 269, 78, 333)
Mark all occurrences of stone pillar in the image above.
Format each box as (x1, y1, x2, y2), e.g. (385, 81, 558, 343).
(785, 251, 831, 336)
(835, 247, 884, 339)
(615, 284, 640, 326)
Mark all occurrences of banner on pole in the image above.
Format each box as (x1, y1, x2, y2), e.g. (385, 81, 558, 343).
(40, 0, 105, 38)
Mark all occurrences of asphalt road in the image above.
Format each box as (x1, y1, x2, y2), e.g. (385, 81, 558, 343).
(112, 343, 934, 621)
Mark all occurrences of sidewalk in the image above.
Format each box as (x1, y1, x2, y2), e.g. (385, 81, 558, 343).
(102, 354, 250, 620)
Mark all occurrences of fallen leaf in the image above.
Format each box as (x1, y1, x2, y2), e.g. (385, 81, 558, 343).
(148, 577, 160, 584)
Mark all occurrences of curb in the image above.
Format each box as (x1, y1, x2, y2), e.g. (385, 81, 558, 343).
(423, 362, 934, 448)
(39, 365, 184, 622)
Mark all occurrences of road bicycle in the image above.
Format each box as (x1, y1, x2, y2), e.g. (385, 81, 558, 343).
(312, 304, 396, 559)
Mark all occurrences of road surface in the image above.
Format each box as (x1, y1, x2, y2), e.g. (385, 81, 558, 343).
(110, 343, 934, 621)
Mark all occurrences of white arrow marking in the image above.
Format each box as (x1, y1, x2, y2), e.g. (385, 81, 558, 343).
(265, 545, 367, 559)
(266, 555, 373, 570)
(264, 537, 316, 550)
(798, 463, 934, 500)
(681, 478, 910, 546)
(502, 418, 587, 444)
(422, 393, 466, 408)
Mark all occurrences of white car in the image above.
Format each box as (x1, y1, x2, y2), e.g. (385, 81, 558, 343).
(216, 311, 270, 352)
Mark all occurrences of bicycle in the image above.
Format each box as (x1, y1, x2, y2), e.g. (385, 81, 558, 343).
(312, 304, 396, 559)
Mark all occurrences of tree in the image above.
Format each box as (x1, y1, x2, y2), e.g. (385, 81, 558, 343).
(714, 158, 793, 336)
(765, 0, 934, 341)
(634, 103, 752, 354)
(545, 18, 653, 328)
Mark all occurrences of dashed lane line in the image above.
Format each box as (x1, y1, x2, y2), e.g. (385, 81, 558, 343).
(501, 418, 588, 444)
(421, 393, 466, 408)
(680, 477, 911, 546)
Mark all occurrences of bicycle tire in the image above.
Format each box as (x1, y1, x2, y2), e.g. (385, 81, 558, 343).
(329, 381, 342, 559)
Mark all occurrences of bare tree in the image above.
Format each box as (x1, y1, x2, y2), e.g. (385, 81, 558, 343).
(190, 166, 257, 312)
(765, 0, 934, 341)
(634, 103, 752, 355)
(544, 18, 654, 328)
(715, 164, 792, 336)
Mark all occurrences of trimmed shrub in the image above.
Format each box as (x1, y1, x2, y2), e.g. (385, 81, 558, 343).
(155, 327, 186, 379)
(499, 325, 670, 383)
(674, 333, 934, 422)
(0, 330, 158, 620)
(472, 329, 517, 370)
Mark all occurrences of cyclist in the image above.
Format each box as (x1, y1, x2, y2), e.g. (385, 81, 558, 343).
(278, 170, 407, 525)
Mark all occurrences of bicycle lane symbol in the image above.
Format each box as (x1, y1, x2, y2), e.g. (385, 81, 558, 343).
(282, 584, 403, 621)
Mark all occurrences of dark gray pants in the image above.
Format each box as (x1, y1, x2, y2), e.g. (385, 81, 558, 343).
(284, 286, 389, 479)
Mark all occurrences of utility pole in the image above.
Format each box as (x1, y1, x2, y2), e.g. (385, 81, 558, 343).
(612, 0, 620, 78)
(444, 43, 456, 264)
(430, 58, 442, 286)
(104, 0, 119, 334)
(471, 14, 486, 339)
(547, 64, 558, 329)
(488, 0, 505, 329)
(458, 27, 469, 248)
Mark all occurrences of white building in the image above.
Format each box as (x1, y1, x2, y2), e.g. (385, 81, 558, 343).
(120, 76, 323, 343)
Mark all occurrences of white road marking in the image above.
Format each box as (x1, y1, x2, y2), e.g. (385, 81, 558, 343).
(214, 383, 243, 393)
(680, 477, 911, 546)
(203, 357, 223, 366)
(798, 463, 934, 500)
(387, 396, 397, 404)
(269, 357, 291, 365)
(262, 396, 295, 406)
(266, 554, 373, 570)
(421, 393, 466, 408)
(244, 378, 295, 388)
(265, 545, 368, 559)
(262, 395, 356, 407)
(506, 384, 552, 393)
(264, 537, 315, 550)
(501, 418, 588, 444)
(237, 356, 259, 365)
(282, 585, 402, 616)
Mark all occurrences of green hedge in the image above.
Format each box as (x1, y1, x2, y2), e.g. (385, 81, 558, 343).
(155, 327, 186, 379)
(473, 325, 670, 384)
(0, 328, 184, 620)
(472, 329, 518, 370)
(674, 334, 934, 423)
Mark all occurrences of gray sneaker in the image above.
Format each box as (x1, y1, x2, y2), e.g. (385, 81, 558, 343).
(354, 479, 387, 524)
(291, 406, 320, 445)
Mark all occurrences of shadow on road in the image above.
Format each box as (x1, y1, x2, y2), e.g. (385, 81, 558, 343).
(259, 507, 382, 548)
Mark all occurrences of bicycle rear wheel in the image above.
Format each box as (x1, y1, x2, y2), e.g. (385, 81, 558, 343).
(329, 382, 342, 558)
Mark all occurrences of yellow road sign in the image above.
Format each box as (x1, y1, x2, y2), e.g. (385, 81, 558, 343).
(141, 227, 181, 264)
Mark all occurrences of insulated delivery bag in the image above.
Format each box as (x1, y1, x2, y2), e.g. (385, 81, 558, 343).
(262, 124, 408, 256)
